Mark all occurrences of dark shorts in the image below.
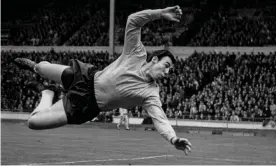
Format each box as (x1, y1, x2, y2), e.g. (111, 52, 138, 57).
(61, 59, 101, 124)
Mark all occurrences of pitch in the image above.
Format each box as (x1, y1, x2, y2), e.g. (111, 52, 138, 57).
(1, 121, 276, 165)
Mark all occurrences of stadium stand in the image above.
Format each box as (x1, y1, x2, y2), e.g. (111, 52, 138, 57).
(3, 0, 275, 46)
(2, 50, 275, 123)
(1, 0, 276, 124)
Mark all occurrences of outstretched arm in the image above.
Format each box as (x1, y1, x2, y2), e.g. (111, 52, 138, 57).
(143, 99, 192, 154)
(123, 6, 182, 55)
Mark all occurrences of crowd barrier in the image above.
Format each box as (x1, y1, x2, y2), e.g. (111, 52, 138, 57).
(112, 117, 276, 130)
(2, 111, 275, 131)
(1, 111, 30, 120)
(2, 46, 276, 59)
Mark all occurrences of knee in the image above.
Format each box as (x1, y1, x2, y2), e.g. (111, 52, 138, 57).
(27, 117, 36, 130)
(27, 116, 41, 130)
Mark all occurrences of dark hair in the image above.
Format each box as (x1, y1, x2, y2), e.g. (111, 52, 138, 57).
(146, 50, 176, 64)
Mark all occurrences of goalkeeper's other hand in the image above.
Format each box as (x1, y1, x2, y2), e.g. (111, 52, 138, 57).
(171, 137, 192, 155)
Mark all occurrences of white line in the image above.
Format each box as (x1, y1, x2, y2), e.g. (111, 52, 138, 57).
(24, 154, 174, 165)
(21, 154, 276, 165)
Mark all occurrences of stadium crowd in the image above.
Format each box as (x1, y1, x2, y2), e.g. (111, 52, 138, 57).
(2, 50, 276, 124)
(2, 0, 107, 46)
(2, 0, 199, 46)
(2, 2, 275, 46)
(189, 7, 276, 46)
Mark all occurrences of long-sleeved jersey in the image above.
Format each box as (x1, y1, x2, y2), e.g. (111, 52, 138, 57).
(94, 9, 176, 142)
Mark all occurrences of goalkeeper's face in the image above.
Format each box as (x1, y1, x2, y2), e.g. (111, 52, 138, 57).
(149, 56, 173, 81)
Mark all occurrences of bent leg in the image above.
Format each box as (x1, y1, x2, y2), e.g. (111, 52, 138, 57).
(28, 99, 68, 130)
(35, 61, 70, 84)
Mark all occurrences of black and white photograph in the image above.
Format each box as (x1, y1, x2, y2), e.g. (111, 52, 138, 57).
(1, 0, 276, 165)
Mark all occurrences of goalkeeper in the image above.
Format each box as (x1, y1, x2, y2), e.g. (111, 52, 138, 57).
(14, 5, 192, 154)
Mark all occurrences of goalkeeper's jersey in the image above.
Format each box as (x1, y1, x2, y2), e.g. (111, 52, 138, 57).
(94, 9, 176, 142)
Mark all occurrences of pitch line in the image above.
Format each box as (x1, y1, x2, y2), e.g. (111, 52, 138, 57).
(23, 154, 174, 165)
(21, 154, 276, 165)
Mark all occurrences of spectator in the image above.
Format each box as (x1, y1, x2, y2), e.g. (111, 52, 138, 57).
(230, 112, 240, 122)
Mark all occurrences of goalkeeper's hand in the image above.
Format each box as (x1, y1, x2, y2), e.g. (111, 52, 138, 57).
(171, 137, 192, 155)
(161, 5, 182, 22)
